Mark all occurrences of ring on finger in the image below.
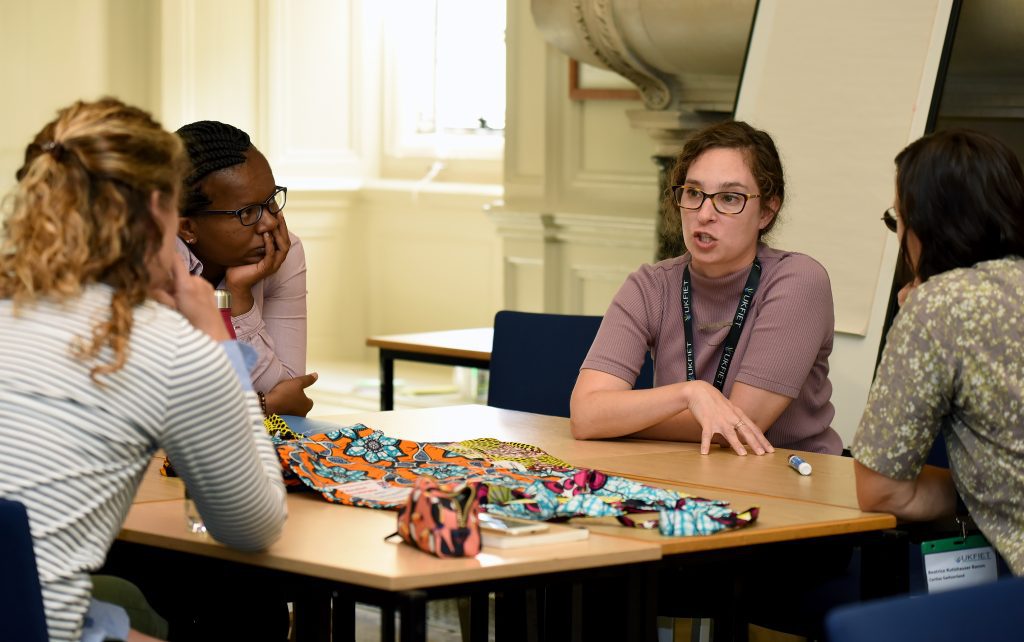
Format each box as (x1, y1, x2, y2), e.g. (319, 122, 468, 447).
(734, 420, 745, 430)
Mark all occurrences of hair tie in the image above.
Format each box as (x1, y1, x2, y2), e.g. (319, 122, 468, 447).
(41, 140, 65, 161)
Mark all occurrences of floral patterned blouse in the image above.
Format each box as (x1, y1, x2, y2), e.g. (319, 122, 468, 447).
(852, 257, 1024, 575)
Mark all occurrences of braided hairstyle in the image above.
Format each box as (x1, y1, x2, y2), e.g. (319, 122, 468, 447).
(2, 97, 188, 380)
(175, 120, 252, 216)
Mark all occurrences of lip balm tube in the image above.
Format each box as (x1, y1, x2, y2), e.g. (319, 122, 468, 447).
(214, 289, 236, 339)
(788, 454, 812, 476)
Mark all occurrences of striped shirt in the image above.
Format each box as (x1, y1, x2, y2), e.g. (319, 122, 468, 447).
(0, 285, 287, 642)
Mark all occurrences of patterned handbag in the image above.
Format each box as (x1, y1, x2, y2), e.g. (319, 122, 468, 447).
(395, 476, 482, 558)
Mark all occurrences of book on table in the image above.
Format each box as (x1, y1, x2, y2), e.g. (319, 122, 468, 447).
(480, 519, 589, 549)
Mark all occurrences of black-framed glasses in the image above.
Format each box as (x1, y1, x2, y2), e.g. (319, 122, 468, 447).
(672, 185, 760, 215)
(195, 186, 287, 226)
(882, 207, 898, 233)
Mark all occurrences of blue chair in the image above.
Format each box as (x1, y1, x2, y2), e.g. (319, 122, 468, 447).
(826, 576, 1024, 642)
(485, 311, 655, 638)
(487, 310, 653, 417)
(0, 499, 49, 642)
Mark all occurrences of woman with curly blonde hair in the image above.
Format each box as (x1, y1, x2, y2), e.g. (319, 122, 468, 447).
(0, 98, 287, 642)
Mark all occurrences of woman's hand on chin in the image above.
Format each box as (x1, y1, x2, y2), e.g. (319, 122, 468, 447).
(155, 260, 230, 341)
(226, 211, 292, 290)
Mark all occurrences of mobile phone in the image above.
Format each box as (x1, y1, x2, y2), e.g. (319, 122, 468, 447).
(478, 513, 550, 535)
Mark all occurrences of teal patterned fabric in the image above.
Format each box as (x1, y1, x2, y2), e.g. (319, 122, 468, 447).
(274, 424, 758, 537)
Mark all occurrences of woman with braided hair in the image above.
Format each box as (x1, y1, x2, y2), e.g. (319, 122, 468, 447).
(175, 120, 316, 416)
(0, 98, 287, 641)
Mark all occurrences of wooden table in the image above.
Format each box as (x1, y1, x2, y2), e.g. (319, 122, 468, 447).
(365, 328, 492, 410)
(575, 446, 865, 511)
(120, 494, 658, 593)
(133, 456, 185, 503)
(120, 479, 660, 642)
(318, 405, 901, 620)
(121, 405, 898, 641)
(318, 406, 895, 549)
(318, 404, 690, 461)
(320, 406, 868, 511)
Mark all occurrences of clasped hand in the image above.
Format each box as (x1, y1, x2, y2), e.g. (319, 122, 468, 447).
(686, 380, 774, 456)
(266, 372, 318, 417)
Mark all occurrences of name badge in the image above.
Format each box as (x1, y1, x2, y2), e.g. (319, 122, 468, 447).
(922, 534, 998, 593)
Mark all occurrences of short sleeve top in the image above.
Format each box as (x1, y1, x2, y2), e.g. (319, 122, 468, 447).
(582, 244, 841, 453)
(852, 257, 1024, 574)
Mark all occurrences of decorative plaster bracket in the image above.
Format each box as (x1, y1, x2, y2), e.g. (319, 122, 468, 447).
(532, 0, 756, 154)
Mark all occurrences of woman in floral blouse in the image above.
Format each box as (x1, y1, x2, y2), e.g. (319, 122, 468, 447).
(852, 129, 1024, 574)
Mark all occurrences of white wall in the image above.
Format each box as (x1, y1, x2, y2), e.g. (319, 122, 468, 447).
(733, 0, 955, 443)
(0, 0, 159, 194)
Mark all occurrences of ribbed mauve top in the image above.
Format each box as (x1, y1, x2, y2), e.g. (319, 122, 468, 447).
(583, 244, 842, 453)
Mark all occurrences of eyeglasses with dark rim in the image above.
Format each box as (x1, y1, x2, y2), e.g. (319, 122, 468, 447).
(195, 186, 287, 226)
(672, 185, 760, 216)
(882, 207, 898, 233)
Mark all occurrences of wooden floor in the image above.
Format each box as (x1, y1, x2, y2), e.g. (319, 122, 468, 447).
(349, 601, 476, 642)
(306, 358, 484, 416)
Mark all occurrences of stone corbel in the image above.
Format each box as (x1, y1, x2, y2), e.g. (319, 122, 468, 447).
(531, 0, 756, 258)
(532, 0, 755, 152)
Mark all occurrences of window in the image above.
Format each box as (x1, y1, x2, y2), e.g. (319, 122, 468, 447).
(382, 0, 506, 181)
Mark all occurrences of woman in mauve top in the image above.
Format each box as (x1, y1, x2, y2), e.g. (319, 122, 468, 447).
(572, 120, 841, 455)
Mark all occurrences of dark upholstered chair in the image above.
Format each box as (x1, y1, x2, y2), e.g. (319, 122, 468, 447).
(0, 498, 49, 642)
(827, 576, 1024, 642)
(487, 310, 653, 417)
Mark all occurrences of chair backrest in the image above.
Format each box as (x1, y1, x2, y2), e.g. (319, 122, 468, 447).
(826, 576, 1024, 642)
(0, 499, 49, 642)
(487, 310, 653, 417)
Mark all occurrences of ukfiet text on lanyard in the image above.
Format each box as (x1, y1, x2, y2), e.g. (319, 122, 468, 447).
(682, 259, 762, 391)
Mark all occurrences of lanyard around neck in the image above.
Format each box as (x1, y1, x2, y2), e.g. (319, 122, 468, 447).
(682, 258, 762, 391)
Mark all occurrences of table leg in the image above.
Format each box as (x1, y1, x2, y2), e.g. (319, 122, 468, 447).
(861, 529, 910, 600)
(626, 563, 659, 642)
(293, 590, 332, 642)
(331, 591, 356, 642)
(398, 591, 427, 642)
(538, 581, 578, 642)
(380, 352, 395, 411)
(459, 594, 489, 642)
(381, 605, 396, 642)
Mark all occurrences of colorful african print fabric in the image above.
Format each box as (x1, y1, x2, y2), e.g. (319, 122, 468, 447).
(445, 437, 573, 470)
(274, 423, 758, 537)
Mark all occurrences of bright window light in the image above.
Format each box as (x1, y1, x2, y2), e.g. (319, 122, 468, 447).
(385, 0, 506, 160)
